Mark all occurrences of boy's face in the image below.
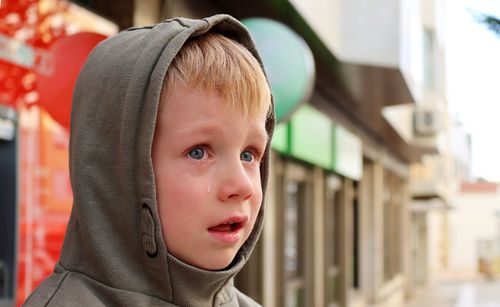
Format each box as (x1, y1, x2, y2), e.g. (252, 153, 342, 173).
(152, 87, 268, 270)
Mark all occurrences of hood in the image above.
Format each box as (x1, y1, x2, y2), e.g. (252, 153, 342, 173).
(60, 14, 275, 306)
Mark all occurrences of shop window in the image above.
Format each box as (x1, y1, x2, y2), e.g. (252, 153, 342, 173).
(423, 29, 436, 91)
(383, 172, 403, 281)
(411, 212, 427, 285)
(352, 185, 360, 290)
(284, 180, 307, 307)
(324, 175, 341, 307)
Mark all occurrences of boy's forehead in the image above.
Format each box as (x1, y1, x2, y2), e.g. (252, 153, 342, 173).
(173, 121, 268, 143)
(157, 88, 268, 137)
(160, 85, 270, 121)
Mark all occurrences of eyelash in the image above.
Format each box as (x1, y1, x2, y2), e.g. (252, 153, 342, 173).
(185, 146, 263, 163)
(186, 145, 211, 161)
(243, 147, 263, 163)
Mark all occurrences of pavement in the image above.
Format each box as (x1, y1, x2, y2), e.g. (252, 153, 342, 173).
(404, 278, 500, 307)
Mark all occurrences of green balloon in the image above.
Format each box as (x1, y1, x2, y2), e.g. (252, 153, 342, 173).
(243, 18, 315, 122)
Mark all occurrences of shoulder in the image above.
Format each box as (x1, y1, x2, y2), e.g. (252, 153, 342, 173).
(23, 267, 174, 306)
(23, 267, 69, 306)
(23, 268, 108, 307)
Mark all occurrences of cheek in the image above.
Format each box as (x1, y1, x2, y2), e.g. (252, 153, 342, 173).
(157, 171, 207, 215)
(155, 164, 208, 232)
(250, 176, 263, 216)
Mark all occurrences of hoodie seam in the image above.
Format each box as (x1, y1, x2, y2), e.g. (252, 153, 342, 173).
(44, 271, 69, 306)
(218, 291, 237, 307)
(213, 277, 237, 306)
(125, 25, 155, 31)
(165, 18, 193, 29)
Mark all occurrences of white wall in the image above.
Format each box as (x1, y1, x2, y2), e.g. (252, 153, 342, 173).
(339, 0, 400, 66)
(448, 185, 500, 278)
(400, 0, 424, 103)
(288, 0, 341, 58)
(289, 0, 400, 66)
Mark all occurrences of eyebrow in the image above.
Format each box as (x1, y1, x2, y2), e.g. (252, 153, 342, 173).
(254, 128, 270, 144)
(177, 123, 269, 144)
(176, 124, 224, 138)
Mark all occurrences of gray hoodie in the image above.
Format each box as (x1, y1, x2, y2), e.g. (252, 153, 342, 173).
(23, 14, 275, 307)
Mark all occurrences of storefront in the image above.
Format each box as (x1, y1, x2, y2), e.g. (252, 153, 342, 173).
(233, 103, 366, 307)
(0, 1, 117, 304)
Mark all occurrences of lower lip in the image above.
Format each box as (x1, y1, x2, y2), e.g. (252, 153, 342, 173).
(208, 229, 242, 244)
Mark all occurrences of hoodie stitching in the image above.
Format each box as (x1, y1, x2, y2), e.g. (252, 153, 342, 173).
(125, 25, 155, 31)
(164, 18, 192, 28)
(43, 271, 69, 306)
(212, 270, 241, 306)
(217, 290, 237, 307)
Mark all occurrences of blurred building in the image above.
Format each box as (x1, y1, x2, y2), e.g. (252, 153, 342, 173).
(406, 0, 451, 289)
(450, 118, 472, 182)
(0, 0, 472, 306)
(0, 1, 118, 305)
(406, 0, 470, 290)
(449, 182, 500, 279)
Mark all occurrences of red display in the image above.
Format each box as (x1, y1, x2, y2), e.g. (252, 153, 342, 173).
(0, 1, 112, 305)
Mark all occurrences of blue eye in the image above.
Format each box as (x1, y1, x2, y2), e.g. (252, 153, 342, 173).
(240, 150, 254, 162)
(188, 148, 205, 160)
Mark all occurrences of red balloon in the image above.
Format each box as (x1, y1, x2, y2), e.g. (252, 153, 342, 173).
(36, 32, 107, 129)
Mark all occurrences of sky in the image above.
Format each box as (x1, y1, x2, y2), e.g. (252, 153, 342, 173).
(446, 0, 500, 181)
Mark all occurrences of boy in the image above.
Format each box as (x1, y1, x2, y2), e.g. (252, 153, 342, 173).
(24, 14, 274, 307)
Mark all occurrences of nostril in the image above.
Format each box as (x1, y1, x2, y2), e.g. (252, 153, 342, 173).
(217, 166, 255, 201)
(242, 192, 253, 200)
(226, 189, 253, 201)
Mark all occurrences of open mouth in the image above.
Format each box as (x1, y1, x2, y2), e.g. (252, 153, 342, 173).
(207, 216, 248, 244)
(208, 216, 248, 233)
(208, 221, 244, 233)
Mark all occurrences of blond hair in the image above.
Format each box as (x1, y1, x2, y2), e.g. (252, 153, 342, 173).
(161, 32, 271, 118)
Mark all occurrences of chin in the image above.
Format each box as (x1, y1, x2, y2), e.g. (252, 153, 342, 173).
(197, 252, 238, 271)
(202, 260, 234, 271)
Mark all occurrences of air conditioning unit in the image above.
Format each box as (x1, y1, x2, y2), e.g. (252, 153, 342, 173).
(413, 108, 441, 136)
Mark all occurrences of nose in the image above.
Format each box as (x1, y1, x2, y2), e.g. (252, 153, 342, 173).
(217, 161, 255, 202)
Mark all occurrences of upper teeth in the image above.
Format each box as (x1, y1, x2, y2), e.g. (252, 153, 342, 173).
(229, 222, 235, 224)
